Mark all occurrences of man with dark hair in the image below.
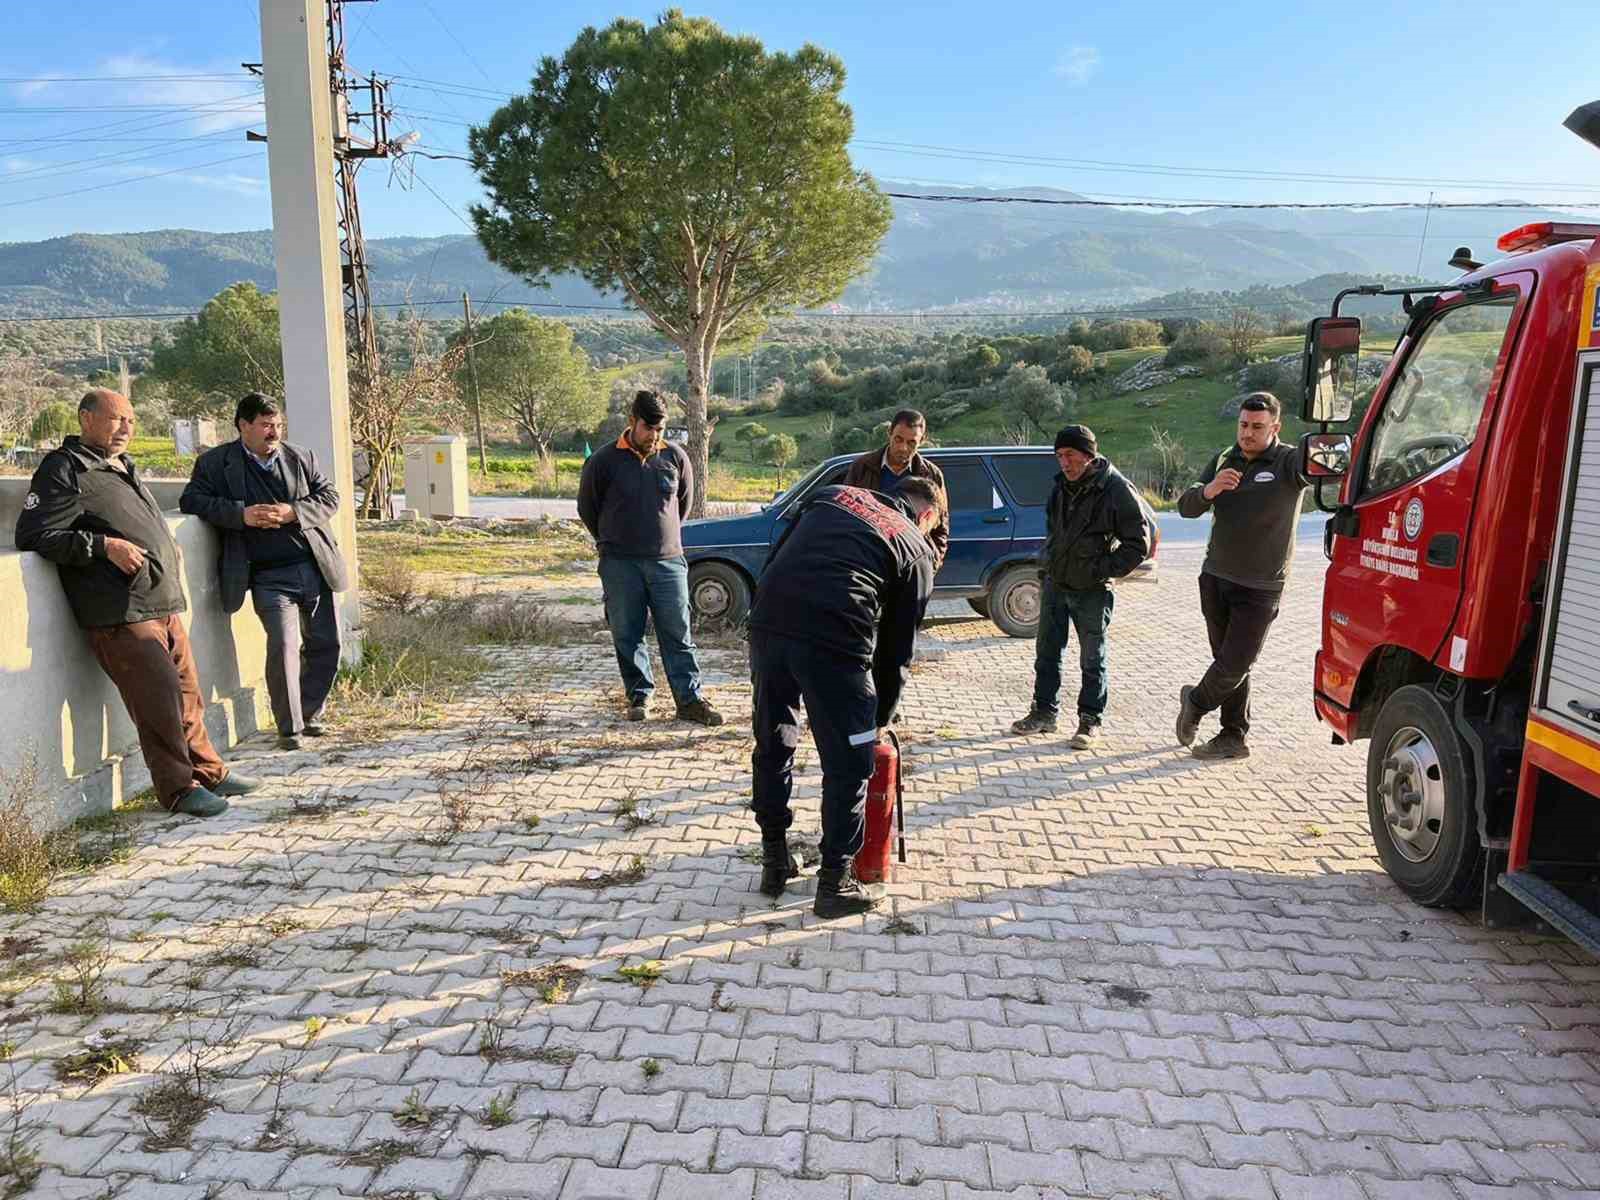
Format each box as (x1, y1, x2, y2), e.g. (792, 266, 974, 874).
(15, 389, 260, 817)
(1175, 392, 1308, 760)
(842, 408, 949, 569)
(578, 389, 723, 725)
(1010, 424, 1149, 748)
(748, 477, 940, 916)
(180, 392, 348, 750)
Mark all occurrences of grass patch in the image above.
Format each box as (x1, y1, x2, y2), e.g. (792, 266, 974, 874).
(482, 1091, 515, 1128)
(394, 1087, 438, 1128)
(502, 962, 584, 1004)
(565, 855, 648, 891)
(617, 960, 666, 988)
(133, 1075, 212, 1150)
(54, 1034, 143, 1084)
(341, 1138, 410, 1169)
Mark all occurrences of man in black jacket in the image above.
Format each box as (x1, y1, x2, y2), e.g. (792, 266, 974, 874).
(14, 389, 260, 817)
(180, 393, 349, 750)
(1010, 425, 1150, 749)
(1175, 393, 1308, 760)
(577, 390, 722, 726)
(747, 479, 939, 917)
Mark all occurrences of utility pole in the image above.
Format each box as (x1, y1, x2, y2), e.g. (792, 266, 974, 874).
(462, 291, 487, 473)
(259, 0, 361, 658)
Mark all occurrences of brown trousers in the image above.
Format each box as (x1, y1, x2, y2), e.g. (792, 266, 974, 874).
(87, 615, 226, 809)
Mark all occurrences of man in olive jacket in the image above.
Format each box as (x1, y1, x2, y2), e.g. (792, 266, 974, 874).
(14, 389, 260, 817)
(1010, 424, 1149, 748)
(180, 392, 348, 750)
(841, 408, 949, 570)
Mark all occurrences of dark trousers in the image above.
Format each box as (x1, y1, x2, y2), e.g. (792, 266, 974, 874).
(87, 615, 227, 809)
(1031, 579, 1114, 721)
(251, 559, 341, 737)
(750, 630, 878, 871)
(1192, 572, 1281, 736)
(598, 555, 701, 706)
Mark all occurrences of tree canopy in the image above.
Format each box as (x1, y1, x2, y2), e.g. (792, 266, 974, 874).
(148, 282, 283, 417)
(468, 8, 891, 514)
(451, 308, 600, 456)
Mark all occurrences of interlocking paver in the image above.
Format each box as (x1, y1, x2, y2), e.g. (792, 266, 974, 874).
(9, 543, 1597, 1199)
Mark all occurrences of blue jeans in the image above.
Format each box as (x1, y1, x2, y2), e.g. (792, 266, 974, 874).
(1031, 578, 1114, 721)
(598, 555, 703, 706)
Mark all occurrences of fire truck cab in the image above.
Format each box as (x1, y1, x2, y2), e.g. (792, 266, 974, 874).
(1299, 126, 1600, 953)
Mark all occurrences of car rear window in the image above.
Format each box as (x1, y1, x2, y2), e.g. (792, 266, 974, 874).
(992, 453, 1058, 506)
(938, 457, 998, 512)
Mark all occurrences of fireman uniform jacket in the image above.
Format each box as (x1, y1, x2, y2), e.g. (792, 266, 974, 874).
(841, 447, 949, 570)
(749, 485, 935, 727)
(14, 436, 186, 629)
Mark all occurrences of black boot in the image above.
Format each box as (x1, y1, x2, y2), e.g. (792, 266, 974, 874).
(759, 835, 799, 898)
(813, 866, 878, 919)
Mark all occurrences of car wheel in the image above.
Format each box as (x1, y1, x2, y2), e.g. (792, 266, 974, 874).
(1366, 684, 1483, 907)
(989, 566, 1040, 639)
(688, 561, 751, 625)
(967, 597, 990, 618)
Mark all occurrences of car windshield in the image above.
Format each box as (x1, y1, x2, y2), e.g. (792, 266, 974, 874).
(767, 460, 832, 509)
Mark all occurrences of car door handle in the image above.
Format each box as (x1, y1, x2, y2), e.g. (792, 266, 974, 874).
(982, 514, 1010, 524)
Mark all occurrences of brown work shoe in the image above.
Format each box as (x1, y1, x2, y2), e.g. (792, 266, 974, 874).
(676, 698, 724, 727)
(1011, 708, 1058, 735)
(1192, 730, 1250, 761)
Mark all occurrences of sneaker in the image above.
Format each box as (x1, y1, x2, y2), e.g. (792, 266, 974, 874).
(1175, 685, 1202, 747)
(1011, 708, 1058, 735)
(813, 866, 879, 919)
(301, 722, 327, 738)
(1068, 719, 1102, 750)
(211, 772, 262, 797)
(1192, 730, 1250, 760)
(676, 698, 725, 727)
(276, 735, 301, 751)
(172, 786, 229, 818)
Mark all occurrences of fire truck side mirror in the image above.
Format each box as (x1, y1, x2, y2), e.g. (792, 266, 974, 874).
(1300, 431, 1352, 481)
(1302, 315, 1362, 424)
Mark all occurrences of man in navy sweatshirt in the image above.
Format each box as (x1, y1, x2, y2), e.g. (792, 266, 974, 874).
(577, 390, 723, 726)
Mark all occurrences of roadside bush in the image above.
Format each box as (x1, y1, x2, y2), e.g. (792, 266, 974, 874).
(28, 402, 74, 443)
(1241, 358, 1297, 394)
(832, 426, 873, 455)
(1164, 322, 1227, 367)
(1054, 344, 1097, 383)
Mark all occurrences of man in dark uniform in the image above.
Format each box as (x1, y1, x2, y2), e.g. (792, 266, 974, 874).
(1175, 392, 1309, 759)
(14, 389, 260, 817)
(180, 392, 349, 751)
(747, 478, 940, 917)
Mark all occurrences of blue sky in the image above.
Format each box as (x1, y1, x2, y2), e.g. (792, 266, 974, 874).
(4, 0, 1600, 243)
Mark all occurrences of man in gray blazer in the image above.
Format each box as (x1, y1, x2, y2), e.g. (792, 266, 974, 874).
(180, 393, 349, 750)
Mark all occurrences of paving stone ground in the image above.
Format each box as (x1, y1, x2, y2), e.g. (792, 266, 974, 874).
(12, 543, 1600, 1200)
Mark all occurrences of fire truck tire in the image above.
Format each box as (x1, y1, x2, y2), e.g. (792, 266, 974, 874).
(989, 567, 1040, 639)
(1366, 685, 1484, 908)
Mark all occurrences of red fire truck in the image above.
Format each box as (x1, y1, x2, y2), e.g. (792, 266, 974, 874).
(1297, 102, 1600, 954)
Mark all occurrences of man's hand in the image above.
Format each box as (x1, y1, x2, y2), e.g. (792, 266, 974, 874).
(103, 537, 146, 576)
(243, 503, 296, 528)
(1203, 468, 1243, 501)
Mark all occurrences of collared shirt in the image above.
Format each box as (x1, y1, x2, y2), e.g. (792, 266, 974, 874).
(880, 450, 910, 478)
(244, 445, 281, 470)
(617, 431, 658, 463)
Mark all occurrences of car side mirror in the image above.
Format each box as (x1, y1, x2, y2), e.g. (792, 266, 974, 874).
(1301, 316, 1361, 424)
(1300, 431, 1352, 480)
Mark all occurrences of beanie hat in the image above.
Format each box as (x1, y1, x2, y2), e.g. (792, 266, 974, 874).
(1054, 424, 1097, 456)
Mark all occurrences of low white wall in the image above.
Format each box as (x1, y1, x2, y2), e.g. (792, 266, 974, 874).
(0, 515, 270, 825)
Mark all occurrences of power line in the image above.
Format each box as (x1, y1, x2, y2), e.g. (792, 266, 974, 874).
(0, 125, 261, 188)
(415, 0, 499, 90)
(884, 190, 1600, 212)
(0, 151, 263, 211)
(404, 162, 476, 233)
(0, 95, 265, 152)
(0, 74, 249, 83)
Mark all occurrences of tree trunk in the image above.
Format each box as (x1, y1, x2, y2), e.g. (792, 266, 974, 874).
(682, 341, 711, 519)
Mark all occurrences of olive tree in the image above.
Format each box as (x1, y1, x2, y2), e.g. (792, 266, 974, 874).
(468, 9, 891, 516)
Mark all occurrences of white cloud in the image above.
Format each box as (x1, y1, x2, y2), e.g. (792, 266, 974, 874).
(1053, 46, 1101, 86)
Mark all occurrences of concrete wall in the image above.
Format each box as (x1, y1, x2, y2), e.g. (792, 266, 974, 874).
(0, 514, 270, 826)
(0, 478, 188, 550)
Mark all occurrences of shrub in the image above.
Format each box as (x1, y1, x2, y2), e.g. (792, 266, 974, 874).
(1164, 322, 1227, 367)
(27, 402, 75, 444)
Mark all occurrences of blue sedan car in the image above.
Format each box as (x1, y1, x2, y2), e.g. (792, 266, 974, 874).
(682, 446, 1068, 638)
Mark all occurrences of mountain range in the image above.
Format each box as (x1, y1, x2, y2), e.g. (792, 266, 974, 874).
(0, 182, 1579, 318)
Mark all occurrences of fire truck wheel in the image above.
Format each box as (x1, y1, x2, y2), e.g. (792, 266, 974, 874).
(1366, 685, 1483, 908)
(988, 567, 1040, 639)
(688, 561, 751, 626)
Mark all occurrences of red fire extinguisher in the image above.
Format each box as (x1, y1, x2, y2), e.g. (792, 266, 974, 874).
(854, 729, 906, 884)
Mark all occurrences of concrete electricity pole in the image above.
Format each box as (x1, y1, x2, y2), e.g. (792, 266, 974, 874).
(258, 0, 362, 659)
